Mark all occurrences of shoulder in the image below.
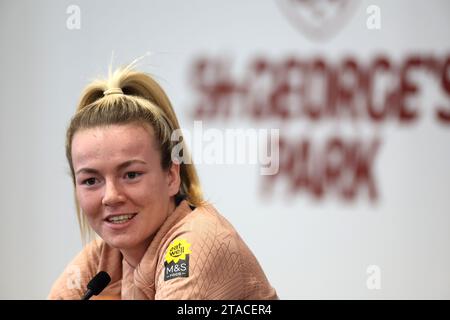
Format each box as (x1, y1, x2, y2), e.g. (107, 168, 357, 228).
(47, 239, 103, 299)
(162, 203, 244, 258)
(176, 203, 239, 238)
(48, 239, 121, 300)
(156, 203, 278, 299)
(153, 203, 246, 298)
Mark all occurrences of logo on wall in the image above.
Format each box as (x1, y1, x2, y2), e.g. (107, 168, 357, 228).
(187, 54, 450, 203)
(186, 1, 450, 204)
(276, 0, 360, 41)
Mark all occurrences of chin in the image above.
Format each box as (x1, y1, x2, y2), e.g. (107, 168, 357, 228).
(103, 234, 140, 250)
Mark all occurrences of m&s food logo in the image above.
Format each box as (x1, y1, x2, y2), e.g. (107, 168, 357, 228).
(164, 239, 192, 281)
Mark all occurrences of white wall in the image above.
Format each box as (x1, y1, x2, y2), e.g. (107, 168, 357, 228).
(0, 0, 449, 299)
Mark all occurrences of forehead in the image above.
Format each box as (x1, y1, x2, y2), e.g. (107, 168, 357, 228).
(71, 124, 156, 166)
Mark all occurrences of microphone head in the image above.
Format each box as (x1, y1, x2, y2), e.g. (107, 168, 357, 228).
(87, 271, 111, 295)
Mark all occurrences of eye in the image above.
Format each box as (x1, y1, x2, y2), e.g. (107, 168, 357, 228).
(82, 177, 97, 186)
(125, 172, 142, 180)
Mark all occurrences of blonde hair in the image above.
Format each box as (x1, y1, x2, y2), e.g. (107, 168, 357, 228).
(66, 63, 203, 244)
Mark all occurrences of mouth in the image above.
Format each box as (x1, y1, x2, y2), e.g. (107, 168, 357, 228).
(104, 213, 137, 224)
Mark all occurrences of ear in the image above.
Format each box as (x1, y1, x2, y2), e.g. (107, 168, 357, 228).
(166, 162, 181, 197)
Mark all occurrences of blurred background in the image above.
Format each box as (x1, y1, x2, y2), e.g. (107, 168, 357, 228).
(0, 0, 449, 299)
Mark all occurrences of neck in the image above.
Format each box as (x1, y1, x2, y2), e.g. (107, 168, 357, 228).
(121, 237, 153, 268)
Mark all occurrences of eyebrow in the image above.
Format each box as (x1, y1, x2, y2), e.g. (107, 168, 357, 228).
(75, 159, 147, 175)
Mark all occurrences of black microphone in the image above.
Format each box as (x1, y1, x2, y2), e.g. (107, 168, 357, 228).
(82, 271, 111, 300)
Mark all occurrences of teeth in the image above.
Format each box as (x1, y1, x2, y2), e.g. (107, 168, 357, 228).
(107, 214, 135, 224)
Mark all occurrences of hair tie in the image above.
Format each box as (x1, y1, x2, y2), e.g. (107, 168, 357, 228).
(103, 88, 123, 96)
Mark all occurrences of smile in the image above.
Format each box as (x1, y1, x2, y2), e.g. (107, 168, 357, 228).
(105, 213, 137, 224)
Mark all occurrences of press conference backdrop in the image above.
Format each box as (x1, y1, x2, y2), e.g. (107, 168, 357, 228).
(1, 0, 449, 299)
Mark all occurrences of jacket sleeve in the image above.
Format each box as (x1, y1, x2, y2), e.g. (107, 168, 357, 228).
(154, 211, 278, 300)
(47, 239, 102, 300)
(154, 215, 245, 300)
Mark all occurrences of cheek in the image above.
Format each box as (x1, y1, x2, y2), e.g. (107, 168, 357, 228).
(132, 180, 160, 203)
(133, 174, 169, 203)
(152, 172, 170, 194)
(76, 188, 102, 216)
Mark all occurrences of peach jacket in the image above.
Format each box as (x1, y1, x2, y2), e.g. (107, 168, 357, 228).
(48, 200, 278, 299)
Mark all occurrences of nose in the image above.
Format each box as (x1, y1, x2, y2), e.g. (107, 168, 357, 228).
(102, 179, 126, 207)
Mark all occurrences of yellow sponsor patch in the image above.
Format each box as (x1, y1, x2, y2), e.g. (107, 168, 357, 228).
(165, 239, 192, 264)
(164, 239, 192, 281)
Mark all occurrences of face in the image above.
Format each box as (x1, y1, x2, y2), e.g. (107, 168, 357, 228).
(71, 123, 180, 250)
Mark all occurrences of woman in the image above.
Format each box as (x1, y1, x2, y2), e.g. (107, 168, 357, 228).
(48, 63, 278, 300)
